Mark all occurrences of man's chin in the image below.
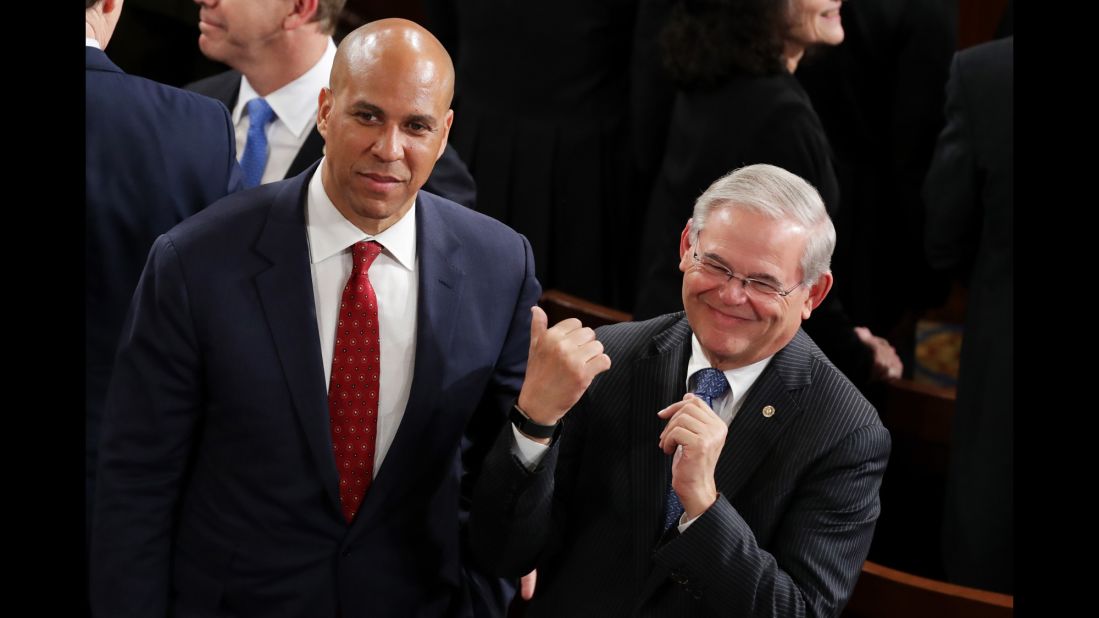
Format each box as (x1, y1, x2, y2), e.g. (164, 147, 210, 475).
(697, 329, 744, 355)
(346, 195, 414, 222)
(196, 37, 224, 61)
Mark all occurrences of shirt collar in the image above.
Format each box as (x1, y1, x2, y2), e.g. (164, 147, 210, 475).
(86, 37, 101, 49)
(233, 38, 337, 138)
(305, 160, 417, 272)
(685, 334, 772, 402)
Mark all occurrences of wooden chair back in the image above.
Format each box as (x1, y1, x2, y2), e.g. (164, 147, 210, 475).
(843, 560, 1013, 618)
(538, 289, 632, 328)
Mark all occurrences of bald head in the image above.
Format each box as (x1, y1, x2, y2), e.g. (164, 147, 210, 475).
(316, 18, 457, 235)
(332, 19, 455, 107)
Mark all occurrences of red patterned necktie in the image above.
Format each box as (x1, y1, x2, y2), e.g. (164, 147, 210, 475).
(328, 240, 383, 523)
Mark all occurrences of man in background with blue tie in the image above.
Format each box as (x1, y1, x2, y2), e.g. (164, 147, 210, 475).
(471, 164, 891, 617)
(85, 0, 243, 539)
(91, 18, 536, 617)
(186, 0, 477, 206)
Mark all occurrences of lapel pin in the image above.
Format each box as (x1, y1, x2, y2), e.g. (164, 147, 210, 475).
(762, 405, 775, 418)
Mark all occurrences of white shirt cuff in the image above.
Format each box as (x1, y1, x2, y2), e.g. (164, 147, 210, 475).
(510, 424, 550, 471)
(676, 510, 699, 533)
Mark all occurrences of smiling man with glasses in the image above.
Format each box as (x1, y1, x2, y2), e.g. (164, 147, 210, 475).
(471, 163, 890, 617)
(675, 177, 834, 376)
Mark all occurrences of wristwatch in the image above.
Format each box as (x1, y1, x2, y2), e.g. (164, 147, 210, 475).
(509, 403, 560, 440)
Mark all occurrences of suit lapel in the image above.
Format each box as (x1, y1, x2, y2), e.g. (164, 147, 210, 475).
(629, 317, 692, 596)
(348, 193, 464, 535)
(286, 129, 326, 179)
(714, 329, 814, 501)
(253, 163, 343, 514)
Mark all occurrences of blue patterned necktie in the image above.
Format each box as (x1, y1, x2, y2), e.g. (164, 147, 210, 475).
(239, 98, 276, 188)
(663, 367, 731, 531)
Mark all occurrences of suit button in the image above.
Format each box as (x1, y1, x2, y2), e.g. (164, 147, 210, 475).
(670, 572, 688, 584)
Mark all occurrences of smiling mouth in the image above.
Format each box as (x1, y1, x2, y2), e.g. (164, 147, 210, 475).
(198, 16, 224, 31)
(705, 302, 753, 324)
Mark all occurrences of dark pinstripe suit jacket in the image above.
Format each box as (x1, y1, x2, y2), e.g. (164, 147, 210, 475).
(471, 313, 890, 617)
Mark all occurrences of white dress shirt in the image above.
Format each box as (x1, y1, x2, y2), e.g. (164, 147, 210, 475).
(306, 163, 419, 477)
(234, 39, 337, 185)
(683, 334, 771, 427)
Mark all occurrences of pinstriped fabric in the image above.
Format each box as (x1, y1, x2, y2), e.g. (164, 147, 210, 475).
(470, 314, 890, 617)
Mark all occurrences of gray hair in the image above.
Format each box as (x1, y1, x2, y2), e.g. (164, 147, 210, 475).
(688, 164, 836, 285)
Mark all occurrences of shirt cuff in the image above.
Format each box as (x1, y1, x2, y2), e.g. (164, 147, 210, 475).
(676, 510, 699, 534)
(511, 424, 551, 471)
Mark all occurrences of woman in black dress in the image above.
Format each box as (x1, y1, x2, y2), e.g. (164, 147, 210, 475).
(634, 0, 902, 391)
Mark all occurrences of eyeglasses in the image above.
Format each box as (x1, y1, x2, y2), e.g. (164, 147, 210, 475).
(690, 249, 803, 299)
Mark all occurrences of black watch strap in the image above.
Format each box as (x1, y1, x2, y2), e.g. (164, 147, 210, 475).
(509, 404, 559, 440)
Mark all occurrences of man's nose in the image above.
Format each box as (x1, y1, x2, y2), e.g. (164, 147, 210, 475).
(371, 124, 402, 162)
(716, 275, 750, 305)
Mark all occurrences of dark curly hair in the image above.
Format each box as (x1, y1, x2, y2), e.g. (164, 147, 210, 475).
(660, 0, 787, 88)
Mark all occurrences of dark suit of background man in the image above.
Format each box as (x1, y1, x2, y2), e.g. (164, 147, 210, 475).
(186, 0, 477, 208)
(91, 18, 539, 617)
(923, 35, 1013, 595)
(472, 164, 890, 617)
(85, 0, 243, 539)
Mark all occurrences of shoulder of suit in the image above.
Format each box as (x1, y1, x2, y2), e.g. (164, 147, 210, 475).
(183, 69, 242, 98)
(166, 181, 283, 247)
(87, 75, 234, 154)
(954, 37, 1013, 96)
(595, 312, 687, 357)
(109, 70, 233, 119)
(784, 329, 880, 420)
(418, 190, 525, 242)
(957, 36, 1013, 67)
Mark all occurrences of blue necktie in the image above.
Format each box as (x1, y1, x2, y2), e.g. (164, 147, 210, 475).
(239, 98, 276, 188)
(663, 367, 731, 531)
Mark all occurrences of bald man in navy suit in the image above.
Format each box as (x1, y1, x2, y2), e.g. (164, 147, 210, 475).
(91, 19, 535, 617)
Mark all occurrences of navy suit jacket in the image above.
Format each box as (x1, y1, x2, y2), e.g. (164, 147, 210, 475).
(90, 162, 540, 617)
(471, 315, 889, 617)
(186, 69, 479, 209)
(85, 46, 243, 530)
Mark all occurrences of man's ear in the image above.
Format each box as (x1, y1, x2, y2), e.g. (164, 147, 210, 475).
(677, 219, 694, 273)
(801, 271, 833, 319)
(316, 87, 332, 139)
(284, 0, 320, 30)
(435, 109, 455, 162)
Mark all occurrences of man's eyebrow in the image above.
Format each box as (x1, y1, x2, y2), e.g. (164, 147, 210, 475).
(346, 102, 437, 129)
(405, 113, 438, 129)
(349, 101, 384, 115)
(701, 250, 783, 284)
